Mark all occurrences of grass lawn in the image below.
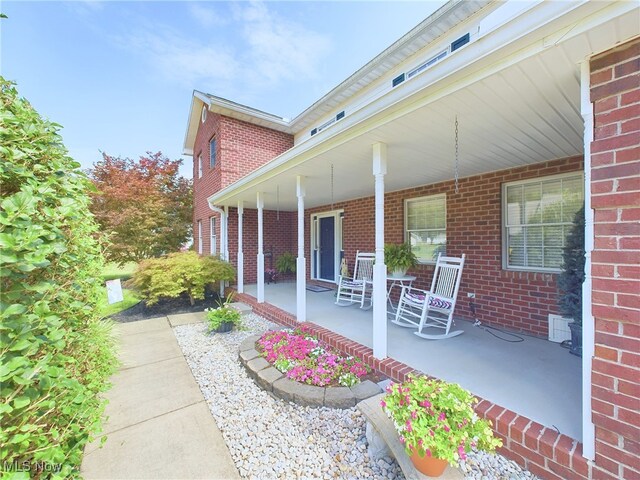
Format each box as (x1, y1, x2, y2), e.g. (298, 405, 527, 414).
(101, 261, 137, 281)
(98, 262, 141, 317)
(98, 286, 141, 318)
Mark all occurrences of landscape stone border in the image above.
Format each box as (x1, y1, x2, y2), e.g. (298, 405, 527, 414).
(238, 335, 383, 409)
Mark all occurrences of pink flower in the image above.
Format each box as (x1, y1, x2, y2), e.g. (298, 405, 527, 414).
(438, 412, 446, 422)
(425, 449, 432, 457)
(405, 420, 413, 432)
(399, 435, 405, 444)
(420, 400, 431, 408)
(444, 425, 450, 432)
(380, 400, 387, 408)
(411, 410, 418, 419)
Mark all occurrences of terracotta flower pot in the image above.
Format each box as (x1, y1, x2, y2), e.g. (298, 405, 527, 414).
(409, 449, 448, 477)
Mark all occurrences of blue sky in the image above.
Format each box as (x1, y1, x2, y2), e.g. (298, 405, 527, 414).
(2, 1, 445, 178)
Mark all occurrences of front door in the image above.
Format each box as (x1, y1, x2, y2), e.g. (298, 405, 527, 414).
(319, 216, 335, 281)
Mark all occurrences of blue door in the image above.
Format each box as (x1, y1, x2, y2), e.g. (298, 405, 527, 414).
(319, 216, 335, 281)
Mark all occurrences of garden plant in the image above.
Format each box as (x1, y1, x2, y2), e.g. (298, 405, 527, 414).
(0, 78, 118, 478)
(130, 251, 235, 306)
(205, 294, 243, 333)
(382, 375, 502, 474)
(257, 326, 369, 387)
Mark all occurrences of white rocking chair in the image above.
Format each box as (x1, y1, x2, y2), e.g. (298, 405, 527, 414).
(335, 251, 375, 309)
(392, 253, 466, 339)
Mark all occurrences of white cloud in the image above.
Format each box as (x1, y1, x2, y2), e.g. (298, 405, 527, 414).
(114, 0, 330, 98)
(235, 1, 331, 84)
(188, 2, 228, 28)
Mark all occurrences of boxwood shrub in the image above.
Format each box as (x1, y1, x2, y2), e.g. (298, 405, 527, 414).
(0, 78, 118, 478)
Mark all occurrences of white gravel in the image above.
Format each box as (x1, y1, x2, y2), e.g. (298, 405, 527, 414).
(173, 313, 538, 480)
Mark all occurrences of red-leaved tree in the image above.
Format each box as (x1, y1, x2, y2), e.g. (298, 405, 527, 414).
(89, 152, 192, 264)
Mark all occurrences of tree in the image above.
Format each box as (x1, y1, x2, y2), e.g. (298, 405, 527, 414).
(89, 151, 192, 264)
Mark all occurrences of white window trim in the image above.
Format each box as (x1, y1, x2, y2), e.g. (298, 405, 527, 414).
(197, 220, 202, 254)
(501, 171, 584, 273)
(404, 193, 447, 265)
(197, 154, 203, 179)
(210, 216, 217, 255)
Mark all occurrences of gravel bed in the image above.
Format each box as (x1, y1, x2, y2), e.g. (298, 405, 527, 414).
(174, 313, 538, 480)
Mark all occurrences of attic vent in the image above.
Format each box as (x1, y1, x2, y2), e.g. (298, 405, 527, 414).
(336, 111, 345, 121)
(451, 33, 470, 52)
(317, 117, 336, 133)
(407, 49, 447, 80)
(392, 73, 405, 87)
(311, 128, 318, 136)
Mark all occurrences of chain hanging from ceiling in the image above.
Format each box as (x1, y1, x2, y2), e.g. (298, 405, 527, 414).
(454, 116, 460, 194)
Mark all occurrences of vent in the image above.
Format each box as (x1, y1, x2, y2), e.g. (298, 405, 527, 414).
(451, 33, 470, 52)
(310, 128, 318, 136)
(407, 50, 448, 80)
(392, 73, 405, 87)
(548, 314, 572, 343)
(336, 110, 345, 121)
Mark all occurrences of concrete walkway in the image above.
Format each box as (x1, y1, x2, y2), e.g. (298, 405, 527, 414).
(81, 313, 240, 480)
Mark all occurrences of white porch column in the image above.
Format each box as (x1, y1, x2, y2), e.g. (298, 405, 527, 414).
(580, 60, 595, 460)
(237, 201, 244, 294)
(296, 176, 307, 322)
(224, 205, 230, 262)
(257, 192, 265, 303)
(372, 142, 388, 359)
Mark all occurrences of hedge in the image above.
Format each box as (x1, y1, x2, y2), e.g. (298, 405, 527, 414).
(0, 78, 118, 479)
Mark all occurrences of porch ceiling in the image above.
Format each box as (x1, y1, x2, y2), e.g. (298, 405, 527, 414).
(213, 6, 637, 211)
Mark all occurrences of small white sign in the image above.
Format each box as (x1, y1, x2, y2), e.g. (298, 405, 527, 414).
(106, 279, 124, 304)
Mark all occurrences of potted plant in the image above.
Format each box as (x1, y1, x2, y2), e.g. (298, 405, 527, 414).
(205, 294, 243, 333)
(276, 252, 296, 277)
(382, 375, 502, 477)
(384, 243, 418, 277)
(557, 206, 585, 357)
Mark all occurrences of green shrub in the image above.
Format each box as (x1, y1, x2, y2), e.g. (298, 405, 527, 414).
(0, 78, 118, 478)
(131, 251, 236, 306)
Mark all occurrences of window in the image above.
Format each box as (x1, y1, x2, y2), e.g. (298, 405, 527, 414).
(197, 154, 202, 178)
(209, 217, 217, 255)
(503, 173, 583, 271)
(405, 194, 446, 263)
(209, 137, 216, 169)
(197, 220, 202, 254)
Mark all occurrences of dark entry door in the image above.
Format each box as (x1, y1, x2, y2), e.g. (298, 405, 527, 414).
(319, 216, 335, 281)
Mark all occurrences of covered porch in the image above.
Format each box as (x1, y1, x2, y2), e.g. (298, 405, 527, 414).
(242, 282, 582, 441)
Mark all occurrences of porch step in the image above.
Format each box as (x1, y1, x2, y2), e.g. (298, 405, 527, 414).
(358, 393, 463, 480)
(231, 302, 252, 316)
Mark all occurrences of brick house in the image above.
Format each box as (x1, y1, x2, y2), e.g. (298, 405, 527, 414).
(184, 2, 639, 478)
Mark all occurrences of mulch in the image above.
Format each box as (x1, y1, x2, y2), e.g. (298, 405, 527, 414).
(111, 290, 222, 323)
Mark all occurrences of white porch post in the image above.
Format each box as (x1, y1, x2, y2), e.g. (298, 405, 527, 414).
(580, 60, 595, 460)
(224, 205, 230, 262)
(237, 201, 244, 294)
(257, 192, 265, 303)
(372, 143, 388, 359)
(296, 176, 307, 322)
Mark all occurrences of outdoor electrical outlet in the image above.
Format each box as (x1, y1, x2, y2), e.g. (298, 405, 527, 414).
(468, 293, 475, 298)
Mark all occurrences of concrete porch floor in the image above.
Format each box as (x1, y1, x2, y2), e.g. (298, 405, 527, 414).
(243, 281, 583, 441)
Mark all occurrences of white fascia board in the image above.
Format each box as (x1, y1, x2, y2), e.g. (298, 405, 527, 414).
(182, 92, 206, 156)
(208, 0, 636, 206)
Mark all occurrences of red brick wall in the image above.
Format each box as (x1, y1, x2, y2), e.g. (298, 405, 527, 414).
(590, 38, 640, 480)
(227, 208, 295, 283)
(192, 112, 293, 256)
(306, 156, 583, 337)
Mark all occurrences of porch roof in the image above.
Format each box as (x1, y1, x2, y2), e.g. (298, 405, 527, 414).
(208, 1, 637, 211)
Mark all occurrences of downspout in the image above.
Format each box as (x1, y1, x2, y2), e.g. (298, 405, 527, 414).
(208, 202, 228, 296)
(580, 60, 595, 461)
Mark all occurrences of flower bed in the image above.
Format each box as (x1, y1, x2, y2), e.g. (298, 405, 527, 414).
(257, 326, 369, 387)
